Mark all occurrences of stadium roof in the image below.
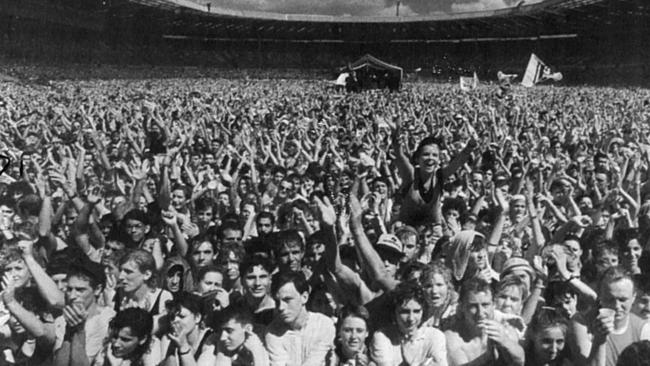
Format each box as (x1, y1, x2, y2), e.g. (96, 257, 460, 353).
(2, 0, 648, 42)
(109, 0, 648, 41)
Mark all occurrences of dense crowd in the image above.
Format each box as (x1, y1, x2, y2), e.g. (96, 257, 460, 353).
(0, 75, 650, 366)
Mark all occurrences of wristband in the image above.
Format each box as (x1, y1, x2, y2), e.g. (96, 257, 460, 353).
(178, 347, 192, 355)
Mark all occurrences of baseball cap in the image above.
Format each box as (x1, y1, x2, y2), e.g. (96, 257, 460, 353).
(376, 234, 404, 257)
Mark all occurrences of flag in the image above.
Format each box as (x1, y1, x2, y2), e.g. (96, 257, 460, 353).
(521, 54, 563, 87)
(460, 72, 479, 91)
(334, 72, 349, 86)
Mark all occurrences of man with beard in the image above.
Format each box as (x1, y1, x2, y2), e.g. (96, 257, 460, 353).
(265, 271, 334, 366)
(445, 277, 524, 366)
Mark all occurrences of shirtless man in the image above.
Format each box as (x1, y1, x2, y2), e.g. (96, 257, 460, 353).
(445, 277, 524, 366)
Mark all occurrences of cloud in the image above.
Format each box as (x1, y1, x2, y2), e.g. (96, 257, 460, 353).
(204, 0, 542, 16)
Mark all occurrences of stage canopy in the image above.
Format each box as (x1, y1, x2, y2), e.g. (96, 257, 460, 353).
(343, 54, 403, 90)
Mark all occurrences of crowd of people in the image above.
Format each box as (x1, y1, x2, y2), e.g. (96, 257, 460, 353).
(0, 74, 650, 366)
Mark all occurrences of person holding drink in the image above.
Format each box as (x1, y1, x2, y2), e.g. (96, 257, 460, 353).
(570, 267, 650, 366)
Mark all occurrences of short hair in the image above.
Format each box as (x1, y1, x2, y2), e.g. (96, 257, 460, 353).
(306, 230, 327, 247)
(119, 249, 158, 287)
(599, 266, 634, 294)
(189, 235, 218, 255)
(240, 200, 258, 213)
(16, 194, 41, 217)
(617, 341, 650, 366)
(274, 230, 304, 254)
(195, 197, 215, 213)
(196, 265, 224, 282)
(256, 211, 275, 225)
(497, 275, 529, 302)
(239, 255, 275, 277)
(389, 280, 431, 324)
(219, 305, 254, 327)
(634, 274, 650, 296)
(615, 228, 640, 249)
(395, 226, 418, 242)
(337, 305, 370, 327)
(219, 242, 246, 263)
(218, 221, 243, 241)
(442, 197, 467, 216)
(271, 271, 309, 297)
(0, 243, 26, 269)
(123, 209, 149, 226)
(459, 277, 493, 304)
(68, 261, 106, 290)
(272, 166, 287, 176)
(593, 240, 619, 259)
(0, 196, 16, 209)
(171, 184, 189, 197)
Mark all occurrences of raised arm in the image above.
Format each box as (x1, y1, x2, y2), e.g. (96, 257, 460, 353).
(19, 240, 65, 309)
(161, 210, 189, 257)
(391, 122, 414, 187)
(442, 136, 478, 180)
(349, 184, 399, 292)
(2, 275, 56, 346)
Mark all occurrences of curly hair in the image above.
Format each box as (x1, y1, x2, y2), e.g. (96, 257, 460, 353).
(389, 280, 431, 325)
(108, 308, 153, 366)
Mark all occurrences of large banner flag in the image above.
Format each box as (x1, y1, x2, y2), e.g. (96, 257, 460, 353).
(521, 54, 563, 87)
(460, 72, 479, 91)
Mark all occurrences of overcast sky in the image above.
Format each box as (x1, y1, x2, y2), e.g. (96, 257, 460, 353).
(203, 0, 544, 16)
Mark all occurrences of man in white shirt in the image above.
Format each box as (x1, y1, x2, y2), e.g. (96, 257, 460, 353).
(265, 271, 335, 366)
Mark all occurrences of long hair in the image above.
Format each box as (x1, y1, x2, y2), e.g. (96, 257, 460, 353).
(525, 307, 571, 364)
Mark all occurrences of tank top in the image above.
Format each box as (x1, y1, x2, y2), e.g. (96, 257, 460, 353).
(113, 288, 164, 316)
(398, 169, 443, 227)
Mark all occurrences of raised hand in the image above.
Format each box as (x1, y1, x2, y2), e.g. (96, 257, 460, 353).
(161, 210, 179, 227)
(493, 187, 510, 214)
(1, 274, 16, 305)
(168, 321, 190, 349)
(17, 240, 35, 259)
(86, 185, 103, 205)
(130, 159, 150, 181)
(313, 195, 336, 227)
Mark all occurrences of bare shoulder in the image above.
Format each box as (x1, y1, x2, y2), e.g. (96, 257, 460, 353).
(444, 328, 463, 346)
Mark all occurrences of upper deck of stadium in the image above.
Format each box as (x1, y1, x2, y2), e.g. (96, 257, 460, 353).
(0, 0, 647, 41)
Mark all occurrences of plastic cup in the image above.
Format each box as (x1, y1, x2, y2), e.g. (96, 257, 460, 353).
(598, 308, 616, 318)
